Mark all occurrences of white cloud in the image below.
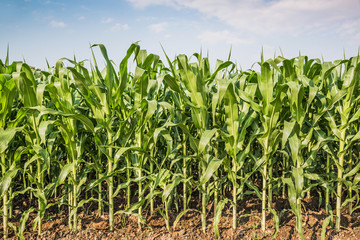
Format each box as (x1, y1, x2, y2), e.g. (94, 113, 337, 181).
(44, 0, 65, 6)
(338, 19, 360, 39)
(123, 24, 129, 30)
(127, 0, 360, 39)
(102, 18, 114, 24)
(197, 30, 252, 45)
(149, 22, 168, 33)
(111, 23, 129, 31)
(78, 16, 85, 21)
(50, 20, 66, 28)
(127, 0, 176, 8)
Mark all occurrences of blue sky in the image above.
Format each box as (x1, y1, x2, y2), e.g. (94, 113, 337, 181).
(1, 0, 360, 70)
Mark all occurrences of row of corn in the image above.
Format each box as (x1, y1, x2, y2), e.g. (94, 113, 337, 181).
(0, 44, 360, 239)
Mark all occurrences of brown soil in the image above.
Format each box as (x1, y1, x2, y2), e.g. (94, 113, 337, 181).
(2, 194, 360, 240)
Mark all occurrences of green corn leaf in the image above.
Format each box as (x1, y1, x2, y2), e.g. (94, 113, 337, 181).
(224, 82, 239, 148)
(321, 215, 332, 240)
(0, 165, 18, 196)
(198, 128, 217, 155)
(153, 169, 171, 189)
(237, 88, 261, 113)
(210, 61, 233, 79)
(213, 198, 229, 238)
(173, 208, 201, 230)
(0, 127, 23, 154)
(13, 68, 37, 107)
(282, 178, 297, 213)
(39, 120, 56, 145)
(282, 121, 295, 149)
(343, 160, 360, 179)
(69, 197, 98, 219)
(27, 106, 95, 133)
(293, 167, 304, 197)
(163, 74, 181, 93)
(269, 207, 279, 239)
(259, 62, 273, 115)
(163, 176, 182, 200)
(56, 162, 75, 187)
(17, 207, 36, 240)
(145, 99, 158, 123)
(199, 158, 223, 186)
(113, 146, 144, 166)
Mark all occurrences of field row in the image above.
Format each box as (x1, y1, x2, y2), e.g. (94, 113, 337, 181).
(1, 44, 360, 239)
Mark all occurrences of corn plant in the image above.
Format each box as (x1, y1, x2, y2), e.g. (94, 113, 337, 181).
(322, 57, 360, 230)
(69, 43, 141, 230)
(41, 61, 95, 231)
(235, 59, 286, 232)
(216, 78, 258, 231)
(1, 44, 360, 239)
(0, 65, 23, 239)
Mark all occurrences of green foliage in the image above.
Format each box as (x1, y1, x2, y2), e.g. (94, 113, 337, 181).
(1, 45, 360, 239)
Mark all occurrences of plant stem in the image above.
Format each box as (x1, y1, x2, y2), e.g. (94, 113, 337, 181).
(325, 150, 330, 214)
(232, 155, 237, 230)
(150, 148, 154, 215)
(68, 188, 73, 230)
(2, 153, 8, 240)
(282, 155, 286, 198)
(8, 187, 12, 219)
(349, 146, 353, 214)
(296, 198, 303, 236)
(183, 136, 187, 211)
(108, 171, 114, 231)
(165, 200, 170, 231)
(336, 130, 346, 231)
(214, 170, 218, 216)
(268, 158, 272, 208)
(201, 153, 207, 233)
(107, 131, 114, 231)
(72, 163, 78, 231)
(138, 166, 143, 225)
(98, 173, 103, 216)
(126, 152, 131, 208)
(137, 130, 143, 226)
(201, 185, 206, 233)
(261, 163, 267, 232)
(3, 190, 8, 240)
(98, 150, 103, 216)
(37, 159, 42, 235)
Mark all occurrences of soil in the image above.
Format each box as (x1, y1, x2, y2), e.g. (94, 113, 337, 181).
(2, 193, 360, 240)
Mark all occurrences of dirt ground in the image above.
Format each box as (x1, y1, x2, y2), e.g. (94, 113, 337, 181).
(2, 194, 360, 240)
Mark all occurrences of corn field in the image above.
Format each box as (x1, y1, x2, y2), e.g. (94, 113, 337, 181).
(1, 44, 360, 239)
